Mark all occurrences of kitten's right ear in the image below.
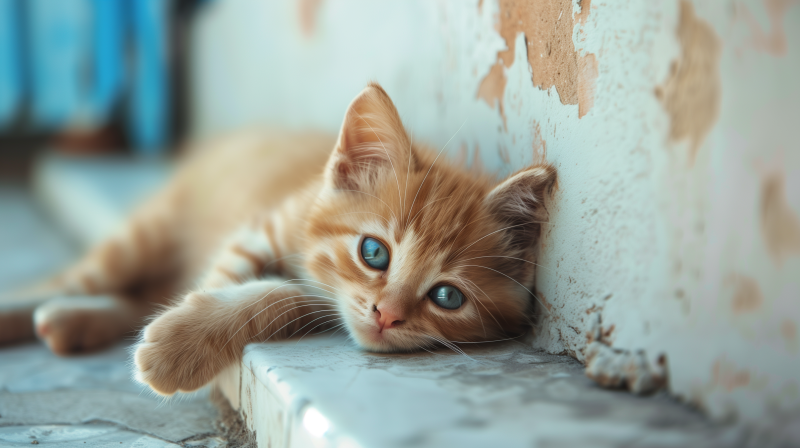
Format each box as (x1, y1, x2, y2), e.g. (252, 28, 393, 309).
(324, 83, 414, 191)
(484, 164, 557, 247)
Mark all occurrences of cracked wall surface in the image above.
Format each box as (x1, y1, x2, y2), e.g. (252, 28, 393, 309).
(189, 0, 800, 423)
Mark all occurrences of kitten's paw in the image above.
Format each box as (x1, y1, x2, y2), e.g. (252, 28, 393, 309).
(33, 296, 129, 355)
(134, 296, 223, 395)
(0, 289, 52, 345)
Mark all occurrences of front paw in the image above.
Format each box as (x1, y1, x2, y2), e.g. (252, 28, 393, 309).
(134, 298, 225, 395)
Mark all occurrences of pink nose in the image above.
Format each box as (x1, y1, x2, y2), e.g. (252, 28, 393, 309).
(373, 304, 405, 331)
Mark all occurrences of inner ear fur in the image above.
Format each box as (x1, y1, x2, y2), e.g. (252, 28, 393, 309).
(325, 82, 415, 191)
(484, 164, 557, 249)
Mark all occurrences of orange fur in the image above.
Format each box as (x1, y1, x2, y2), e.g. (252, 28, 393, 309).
(0, 84, 556, 395)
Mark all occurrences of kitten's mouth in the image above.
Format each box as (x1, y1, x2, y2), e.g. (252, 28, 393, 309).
(351, 323, 401, 351)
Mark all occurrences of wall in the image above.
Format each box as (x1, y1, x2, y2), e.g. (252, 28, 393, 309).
(188, 0, 800, 422)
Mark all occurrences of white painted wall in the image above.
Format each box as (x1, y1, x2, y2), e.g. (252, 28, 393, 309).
(188, 0, 800, 422)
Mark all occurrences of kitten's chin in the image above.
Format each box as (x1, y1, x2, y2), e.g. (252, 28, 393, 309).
(350, 325, 416, 353)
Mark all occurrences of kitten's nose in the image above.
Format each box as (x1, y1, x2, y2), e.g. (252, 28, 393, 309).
(373, 304, 404, 331)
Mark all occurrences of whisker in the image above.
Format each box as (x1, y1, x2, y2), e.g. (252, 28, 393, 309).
(407, 196, 452, 229)
(442, 215, 493, 258)
(318, 322, 347, 337)
(260, 308, 341, 342)
(295, 317, 344, 343)
(459, 277, 505, 328)
(289, 312, 341, 338)
(331, 211, 390, 224)
(449, 222, 529, 261)
(416, 344, 444, 355)
(354, 111, 403, 218)
(262, 253, 305, 271)
(220, 294, 336, 350)
(406, 119, 466, 225)
(451, 278, 487, 336)
(235, 278, 343, 315)
(449, 334, 526, 344)
(457, 264, 549, 315)
(327, 324, 349, 340)
(424, 334, 480, 363)
(337, 189, 399, 223)
(403, 130, 413, 225)
(457, 255, 554, 273)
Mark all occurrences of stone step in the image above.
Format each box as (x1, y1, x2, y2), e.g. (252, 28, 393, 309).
(215, 336, 746, 448)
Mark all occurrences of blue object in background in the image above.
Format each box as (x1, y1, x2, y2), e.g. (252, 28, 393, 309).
(27, 0, 91, 128)
(90, 0, 127, 125)
(0, 0, 171, 155)
(129, 0, 170, 155)
(0, 0, 23, 125)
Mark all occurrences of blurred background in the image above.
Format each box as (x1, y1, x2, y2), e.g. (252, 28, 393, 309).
(0, 0, 798, 438)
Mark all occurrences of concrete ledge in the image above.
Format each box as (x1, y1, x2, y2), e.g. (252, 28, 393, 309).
(216, 336, 750, 448)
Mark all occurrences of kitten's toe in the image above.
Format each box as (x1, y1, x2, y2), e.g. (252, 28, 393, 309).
(33, 296, 129, 355)
(134, 306, 220, 395)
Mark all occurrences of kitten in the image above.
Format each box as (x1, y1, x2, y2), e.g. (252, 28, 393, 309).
(0, 84, 556, 395)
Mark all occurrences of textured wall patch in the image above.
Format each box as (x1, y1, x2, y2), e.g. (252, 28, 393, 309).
(761, 172, 800, 265)
(655, 0, 721, 163)
(477, 0, 597, 119)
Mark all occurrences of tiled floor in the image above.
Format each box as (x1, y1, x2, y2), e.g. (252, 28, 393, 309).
(0, 185, 225, 447)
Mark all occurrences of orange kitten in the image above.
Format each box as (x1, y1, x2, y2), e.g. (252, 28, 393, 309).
(0, 84, 556, 395)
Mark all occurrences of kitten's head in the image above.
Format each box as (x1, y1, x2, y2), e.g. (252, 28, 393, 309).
(304, 83, 556, 352)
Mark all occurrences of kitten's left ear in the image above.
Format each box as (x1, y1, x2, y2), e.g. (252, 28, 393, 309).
(325, 83, 414, 191)
(485, 164, 557, 246)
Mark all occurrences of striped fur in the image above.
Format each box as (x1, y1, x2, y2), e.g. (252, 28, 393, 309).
(0, 84, 556, 395)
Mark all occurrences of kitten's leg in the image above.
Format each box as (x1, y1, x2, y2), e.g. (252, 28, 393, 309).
(33, 294, 154, 354)
(0, 290, 50, 345)
(136, 213, 313, 394)
(134, 279, 337, 395)
(0, 192, 179, 349)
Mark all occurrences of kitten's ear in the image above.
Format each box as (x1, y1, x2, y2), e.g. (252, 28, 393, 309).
(325, 83, 414, 191)
(484, 164, 557, 246)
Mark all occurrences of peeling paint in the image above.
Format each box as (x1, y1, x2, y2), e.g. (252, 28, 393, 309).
(584, 342, 667, 395)
(477, 0, 597, 119)
(781, 320, 797, 350)
(737, 0, 799, 56)
(575, 0, 592, 25)
(497, 143, 511, 164)
(655, 0, 721, 163)
(577, 53, 598, 118)
(531, 120, 547, 163)
(727, 274, 764, 314)
(477, 62, 507, 122)
(298, 0, 324, 37)
(760, 171, 800, 265)
(712, 359, 751, 392)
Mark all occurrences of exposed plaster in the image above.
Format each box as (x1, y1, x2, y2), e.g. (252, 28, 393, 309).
(583, 320, 668, 395)
(655, 0, 721, 164)
(727, 274, 764, 314)
(760, 171, 800, 265)
(477, 0, 598, 121)
(737, 0, 799, 56)
(298, 0, 324, 37)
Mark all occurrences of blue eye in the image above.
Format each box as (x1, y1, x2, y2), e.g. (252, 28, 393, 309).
(360, 237, 390, 270)
(428, 285, 464, 310)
